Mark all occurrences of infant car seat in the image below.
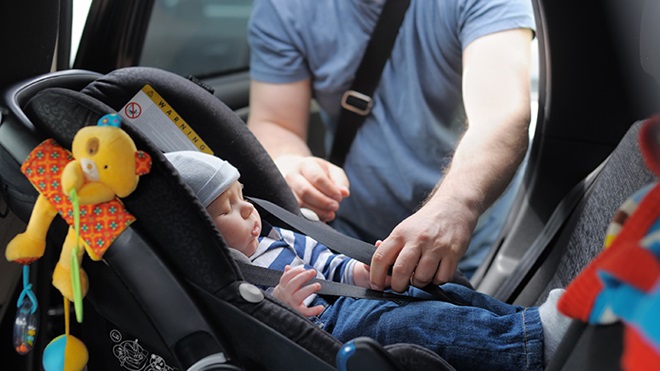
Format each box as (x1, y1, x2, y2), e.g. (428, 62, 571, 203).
(0, 66, 455, 371)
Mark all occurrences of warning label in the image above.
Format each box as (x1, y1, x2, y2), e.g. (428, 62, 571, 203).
(119, 85, 213, 155)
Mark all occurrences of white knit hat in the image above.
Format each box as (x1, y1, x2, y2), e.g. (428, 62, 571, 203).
(165, 151, 240, 207)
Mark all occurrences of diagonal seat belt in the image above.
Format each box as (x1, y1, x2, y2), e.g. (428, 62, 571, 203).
(244, 197, 468, 304)
(492, 158, 608, 303)
(249, 197, 376, 266)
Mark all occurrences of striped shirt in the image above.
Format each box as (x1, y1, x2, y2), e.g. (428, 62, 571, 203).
(249, 222, 357, 306)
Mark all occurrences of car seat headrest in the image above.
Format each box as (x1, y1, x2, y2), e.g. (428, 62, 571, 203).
(79, 67, 300, 214)
(23, 87, 242, 294)
(641, 0, 660, 81)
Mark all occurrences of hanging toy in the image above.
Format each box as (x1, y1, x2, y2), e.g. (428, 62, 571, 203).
(42, 298, 88, 371)
(4, 113, 152, 370)
(5, 112, 152, 302)
(13, 265, 38, 355)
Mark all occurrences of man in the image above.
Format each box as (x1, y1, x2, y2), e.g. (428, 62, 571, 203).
(247, 0, 535, 292)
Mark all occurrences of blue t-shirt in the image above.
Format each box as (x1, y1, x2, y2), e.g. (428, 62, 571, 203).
(248, 0, 536, 253)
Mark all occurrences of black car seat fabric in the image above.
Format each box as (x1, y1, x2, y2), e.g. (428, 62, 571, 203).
(3, 67, 455, 370)
(21, 81, 345, 369)
(79, 66, 300, 215)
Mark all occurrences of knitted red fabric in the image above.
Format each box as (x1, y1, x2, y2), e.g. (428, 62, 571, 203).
(598, 245, 660, 292)
(558, 252, 606, 321)
(558, 183, 660, 321)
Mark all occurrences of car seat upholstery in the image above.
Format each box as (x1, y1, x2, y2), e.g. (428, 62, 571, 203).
(0, 67, 455, 371)
(543, 120, 659, 370)
(512, 120, 655, 308)
(488, 118, 655, 370)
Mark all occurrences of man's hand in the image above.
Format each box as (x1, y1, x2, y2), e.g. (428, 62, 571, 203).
(275, 155, 350, 222)
(248, 79, 350, 221)
(353, 241, 391, 289)
(273, 265, 325, 317)
(369, 197, 478, 292)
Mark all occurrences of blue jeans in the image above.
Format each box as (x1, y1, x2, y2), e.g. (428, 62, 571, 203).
(311, 283, 543, 371)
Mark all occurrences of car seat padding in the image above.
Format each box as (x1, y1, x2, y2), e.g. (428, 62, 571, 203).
(79, 67, 300, 215)
(23, 87, 241, 292)
(9, 67, 456, 370)
(21, 85, 350, 367)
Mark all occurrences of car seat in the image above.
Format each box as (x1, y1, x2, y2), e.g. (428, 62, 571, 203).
(478, 0, 660, 368)
(0, 66, 457, 371)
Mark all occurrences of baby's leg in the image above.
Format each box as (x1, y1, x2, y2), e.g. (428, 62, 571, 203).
(319, 293, 544, 370)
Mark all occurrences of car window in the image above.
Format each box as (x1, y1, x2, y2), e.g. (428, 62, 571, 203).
(139, 0, 253, 78)
(71, 0, 93, 65)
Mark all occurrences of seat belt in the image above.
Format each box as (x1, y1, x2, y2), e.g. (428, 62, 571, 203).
(245, 197, 469, 305)
(492, 159, 608, 303)
(328, 0, 411, 167)
(250, 197, 376, 266)
(232, 253, 427, 303)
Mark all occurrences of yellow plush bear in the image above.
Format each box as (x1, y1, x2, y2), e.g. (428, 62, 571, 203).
(5, 113, 151, 301)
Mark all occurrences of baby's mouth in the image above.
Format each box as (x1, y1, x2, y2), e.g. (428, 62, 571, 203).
(251, 221, 260, 237)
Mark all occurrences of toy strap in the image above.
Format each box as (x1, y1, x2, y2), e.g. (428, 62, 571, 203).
(69, 188, 84, 323)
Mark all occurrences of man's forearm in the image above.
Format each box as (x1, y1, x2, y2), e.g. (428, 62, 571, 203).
(432, 27, 533, 216)
(425, 115, 529, 216)
(247, 79, 314, 160)
(248, 119, 312, 159)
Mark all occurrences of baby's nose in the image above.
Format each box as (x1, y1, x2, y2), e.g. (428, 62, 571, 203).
(240, 202, 253, 219)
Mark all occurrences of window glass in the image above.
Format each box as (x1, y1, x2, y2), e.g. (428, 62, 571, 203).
(71, 0, 93, 65)
(140, 0, 253, 77)
(529, 38, 539, 138)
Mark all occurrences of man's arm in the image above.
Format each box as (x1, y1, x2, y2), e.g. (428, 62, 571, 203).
(248, 79, 313, 158)
(370, 28, 534, 292)
(248, 80, 350, 221)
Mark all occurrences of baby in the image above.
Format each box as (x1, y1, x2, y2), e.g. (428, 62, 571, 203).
(165, 150, 569, 370)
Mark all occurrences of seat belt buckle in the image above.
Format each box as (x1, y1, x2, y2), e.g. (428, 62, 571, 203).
(341, 90, 373, 116)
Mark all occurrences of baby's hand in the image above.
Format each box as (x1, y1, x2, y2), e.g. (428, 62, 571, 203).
(352, 262, 372, 289)
(273, 265, 325, 317)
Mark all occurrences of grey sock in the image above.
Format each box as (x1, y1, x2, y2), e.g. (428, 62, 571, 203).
(538, 288, 571, 366)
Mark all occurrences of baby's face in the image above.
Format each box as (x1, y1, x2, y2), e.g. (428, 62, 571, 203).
(207, 181, 261, 257)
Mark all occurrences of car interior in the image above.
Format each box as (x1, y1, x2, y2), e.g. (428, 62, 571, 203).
(1, 0, 659, 370)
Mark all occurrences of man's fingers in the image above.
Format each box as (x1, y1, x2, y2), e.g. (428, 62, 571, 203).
(389, 243, 422, 292)
(288, 174, 339, 221)
(410, 253, 442, 288)
(370, 237, 404, 291)
(326, 163, 350, 197)
(300, 159, 345, 202)
(278, 157, 348, 222)
(434, 257, 458, 285)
